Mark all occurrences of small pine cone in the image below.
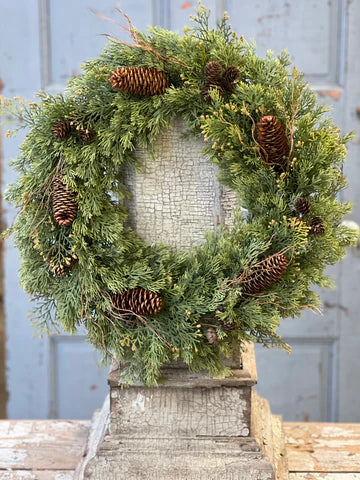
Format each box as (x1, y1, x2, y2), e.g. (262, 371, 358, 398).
(52, 174, 77, 227)
(204, 61, 223, 83)
(220, 320, 236, 333)
(77, 128, 96, 144)
(240, 253, 289, 295)
(257, 115, 290, 166)
(309, 216, 325, 236)
(111, 287, 163, 316)
(51, 119, 72, 140)
(50, 255, 78, 276)
(201, 81, 223, 102)
(109, 66, 169, 96)
(294, 197, 311, 215)
(222, 66, 240, 93)
(206, 327, 218, 344)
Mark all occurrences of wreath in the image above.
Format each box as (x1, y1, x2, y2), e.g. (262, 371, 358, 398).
(1, 6, 356, 385)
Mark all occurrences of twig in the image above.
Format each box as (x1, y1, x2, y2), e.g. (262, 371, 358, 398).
(91, 8, 188, 68)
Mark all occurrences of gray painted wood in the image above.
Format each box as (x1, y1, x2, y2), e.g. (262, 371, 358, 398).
(1, 0, 359, 421)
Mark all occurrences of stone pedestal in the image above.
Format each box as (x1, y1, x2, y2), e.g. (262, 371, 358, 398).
(74, 119, 288, 479)
(75, 345, 288, 480)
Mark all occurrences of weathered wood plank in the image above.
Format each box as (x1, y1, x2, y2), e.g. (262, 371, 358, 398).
(0, 420, 90, 470)
(0, 471, 74, 479)
(284, 422, 360, 473)
(1, 418, 359, 478)
(289, 475, 360, 479)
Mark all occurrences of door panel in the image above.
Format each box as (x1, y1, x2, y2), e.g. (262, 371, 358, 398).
(49, 336, 108, 419)
(226, 0, 345, 85)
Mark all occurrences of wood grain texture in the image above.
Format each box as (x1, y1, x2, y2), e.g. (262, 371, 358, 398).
(0, 420, 90, 470)
(285, 422, 360, 473)
(0, 471, 74, 479)
(2, 418, 360, 478)
(289, 475, 360, 479)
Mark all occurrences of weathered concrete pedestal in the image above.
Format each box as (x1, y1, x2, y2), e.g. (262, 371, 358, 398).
(74, 119, 288, 479)
(75, 345, 288, 480)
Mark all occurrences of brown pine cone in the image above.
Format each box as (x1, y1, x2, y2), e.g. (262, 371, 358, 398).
(309, 216, 325, 236)
(110, 287, 163, 316)
(206, 327, 218, 344)
(49, 254, 78, 276)
(220, 320, 236, 333)
(257, 115, 290, 166)
(294, 197, 311, 215)
(77, 128, 96, 144)
(52, 174, 77, 227)
(240, 253, 289, 295)
(109, 66, 169, 96)
(51, 119, 72, 141)
(222, 66, 240, 93)
(201, 81, 223, 102)
(204, 61, 223, 82)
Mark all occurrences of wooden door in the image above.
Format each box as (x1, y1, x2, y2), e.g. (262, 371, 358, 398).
(0, 0, 148, 419)
(1, 0, 359, 421)
(218, 0, 360, 422)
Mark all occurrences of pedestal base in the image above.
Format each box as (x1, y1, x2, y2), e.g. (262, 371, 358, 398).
(75, 345, 288, 480)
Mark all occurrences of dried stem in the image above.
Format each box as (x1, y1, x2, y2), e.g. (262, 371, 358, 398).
(91, 8, 188, 68)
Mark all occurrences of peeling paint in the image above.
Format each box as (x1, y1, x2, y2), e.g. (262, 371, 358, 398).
(0, 447, 28, 467)
(132, 392, 146, 411)
(318, 90, 341, 100)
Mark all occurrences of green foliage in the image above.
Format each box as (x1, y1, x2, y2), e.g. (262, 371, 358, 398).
(2, 5, 356, 385)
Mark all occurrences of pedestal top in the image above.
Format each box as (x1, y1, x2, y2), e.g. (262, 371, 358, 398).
(108, 343, 258, 388)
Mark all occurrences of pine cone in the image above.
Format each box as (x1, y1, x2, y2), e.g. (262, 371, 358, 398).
(294, 197, 311, 215)
(52, 174, 77, 227)
(222, 66, 240, 93)
(110, 287, 163, 316)
(257, 115, 290, 166)
(206, 327, 218, 344)
(109, 66, 169, 96)
(51, 119, 72, 141)
(201, 81, 223, 102)
(220, 320, 236, 333)
(77, 128, 96, 144)
(309, 216, 325, 236)
(49, 254, 78, 276)
(204, 61, 223, 82)
(240, 253, 289, 295)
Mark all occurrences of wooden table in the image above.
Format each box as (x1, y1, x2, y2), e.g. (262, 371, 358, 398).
(0, 420, 359, 479)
